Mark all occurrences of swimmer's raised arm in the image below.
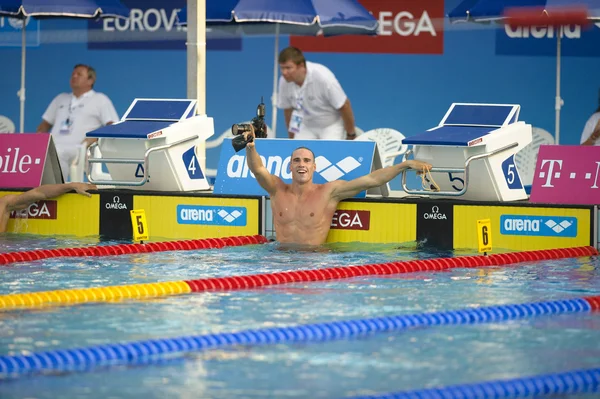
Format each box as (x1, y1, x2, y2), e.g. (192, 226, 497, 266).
(330, 160, 432, 201)
(244, 127, 283, 196)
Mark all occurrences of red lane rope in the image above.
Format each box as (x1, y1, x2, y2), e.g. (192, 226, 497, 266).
(0, 235, 268, 266)
(183, 246, 598, 293)
(585, 296, 600, 310)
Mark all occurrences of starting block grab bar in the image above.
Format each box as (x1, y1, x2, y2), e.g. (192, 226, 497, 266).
(400, 142, 519, 197)
(86, 135, 199, 186)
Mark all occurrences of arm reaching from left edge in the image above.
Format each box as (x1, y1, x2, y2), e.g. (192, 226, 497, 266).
(330, 160, 432, 201)
(0, 182, 96, 233)
(1, 183, 97, 213)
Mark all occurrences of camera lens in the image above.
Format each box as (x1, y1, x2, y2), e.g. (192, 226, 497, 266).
(232, 123, 253, 135)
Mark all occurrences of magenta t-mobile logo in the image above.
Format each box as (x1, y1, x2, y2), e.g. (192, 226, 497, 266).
(0, 134, 49, 188)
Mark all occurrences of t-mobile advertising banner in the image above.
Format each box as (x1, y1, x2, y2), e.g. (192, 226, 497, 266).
(0, 133, 51, 188)
(529, 145, 600, 205)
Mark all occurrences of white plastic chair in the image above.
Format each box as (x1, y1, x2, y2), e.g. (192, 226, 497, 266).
(0, 115, 16, 133)
(514, 127, 554, 187)
(356, 128, 408, 167)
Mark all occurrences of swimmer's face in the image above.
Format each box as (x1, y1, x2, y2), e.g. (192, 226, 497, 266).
(279, 61, 305, 84)
(290, 148, 315, 183)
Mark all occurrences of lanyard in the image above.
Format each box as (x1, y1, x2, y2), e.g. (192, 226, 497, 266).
(66, 96, 81, 125)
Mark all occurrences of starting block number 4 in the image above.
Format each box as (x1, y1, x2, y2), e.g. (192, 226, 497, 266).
(130, 209, 149, 242)
(477, 219, 492, 253)
(182, 146, 204, 179)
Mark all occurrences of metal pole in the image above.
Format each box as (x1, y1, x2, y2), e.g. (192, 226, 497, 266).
(554, 27, 563, 145)
(19, 19, 26, 133)
(186, 0, 207, 172)
(271, 23, 280, 137)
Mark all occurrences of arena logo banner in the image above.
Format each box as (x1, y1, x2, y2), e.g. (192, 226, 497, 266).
(500, 215, 577, 238)
(213, 138, 377, 198)
(496, 23, 600, 57)
(176, 205, 247, 226)
(87, 0, 241, 51)
(290, 0, 444, 54)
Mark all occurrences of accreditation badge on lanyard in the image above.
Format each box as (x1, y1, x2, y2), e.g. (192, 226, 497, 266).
(289, 95, 304, 135)
(59, 99, 75, 135)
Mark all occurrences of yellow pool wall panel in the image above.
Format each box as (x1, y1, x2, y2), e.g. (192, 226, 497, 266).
(134, 195, 261, 240)
(326, 202, 417, 244)
(454, 205, 592, 251)
(2, 191, 99, 237)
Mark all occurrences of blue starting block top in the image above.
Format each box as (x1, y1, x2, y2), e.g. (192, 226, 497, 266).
(87, 98, 198, 139)
(403, 103, 520, 146)
(403, 126, 496, 146)
(123, 99, 196, 121)
(87, 120, 173, 139)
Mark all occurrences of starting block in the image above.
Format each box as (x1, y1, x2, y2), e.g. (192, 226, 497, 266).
(86, 98, 214, 191)
(401, 103, 532, 201)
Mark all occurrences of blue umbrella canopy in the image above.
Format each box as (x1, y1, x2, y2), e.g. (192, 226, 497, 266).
(178, 0, 378, 135)
(178, 0, 378, 36)
(0, 0, 129, 19)
(0, 0, 130, 133)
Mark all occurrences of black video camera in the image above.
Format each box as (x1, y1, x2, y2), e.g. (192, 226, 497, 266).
(231, 98, 267, 152)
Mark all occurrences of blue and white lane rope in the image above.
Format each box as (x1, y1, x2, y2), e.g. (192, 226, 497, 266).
(348, 367, 600, 399)
(0, 297, 596, 378)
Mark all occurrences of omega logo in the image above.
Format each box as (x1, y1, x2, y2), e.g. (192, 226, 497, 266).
(423, 205, 447, 220)
(105, 196, 128, 210)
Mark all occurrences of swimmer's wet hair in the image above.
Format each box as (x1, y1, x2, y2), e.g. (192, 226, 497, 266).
(291, 147, 315, 162)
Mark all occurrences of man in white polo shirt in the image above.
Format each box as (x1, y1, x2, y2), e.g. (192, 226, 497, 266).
(580, 104, 600, 146)
(37, 64, 119, 181)
(277, 47, 357, 141)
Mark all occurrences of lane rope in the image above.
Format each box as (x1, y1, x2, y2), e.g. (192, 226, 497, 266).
(0, 235, 268, 266)
(349, 367, 600, 398)
(1, 295, 599, 379)
(0, 246, 596, 310)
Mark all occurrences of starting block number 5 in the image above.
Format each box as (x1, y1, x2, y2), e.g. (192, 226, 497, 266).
(130, 209, 149, 242)
(501, 155, 523, 189)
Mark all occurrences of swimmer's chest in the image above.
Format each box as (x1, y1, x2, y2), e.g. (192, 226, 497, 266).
(273, 192, 331, 222)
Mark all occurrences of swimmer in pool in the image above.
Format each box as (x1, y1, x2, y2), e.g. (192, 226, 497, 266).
(243, 127, 432, 246)
(0, 183, 96, 233)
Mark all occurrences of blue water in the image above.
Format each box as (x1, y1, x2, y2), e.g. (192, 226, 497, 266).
(1, 235, 600, 398)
